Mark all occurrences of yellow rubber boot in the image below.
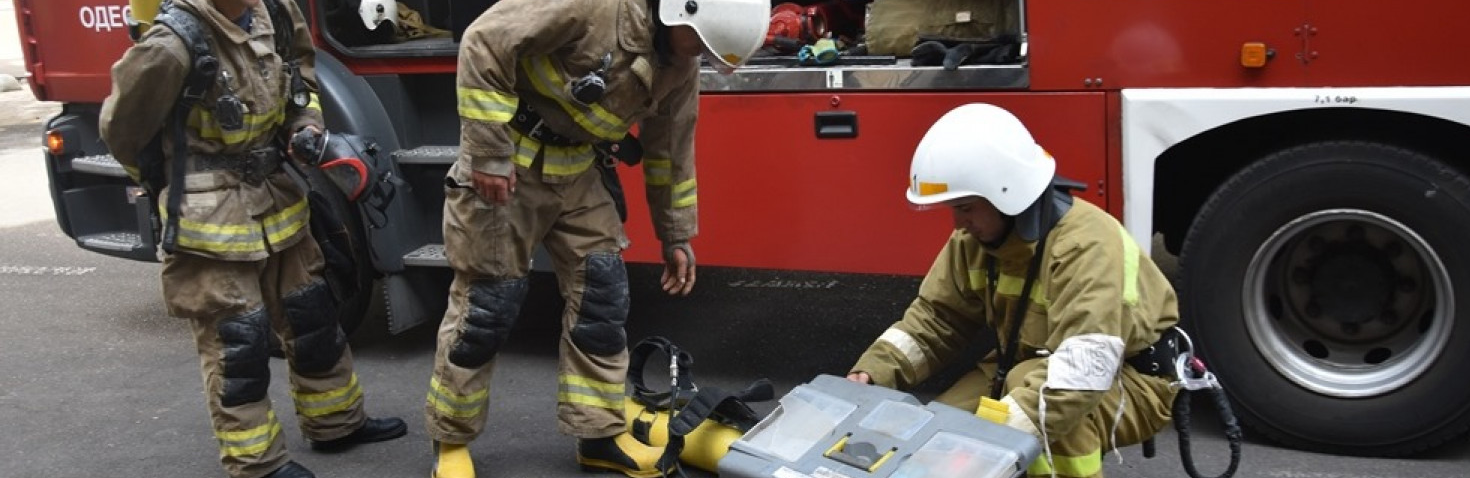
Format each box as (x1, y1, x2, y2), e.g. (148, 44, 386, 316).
(577, 432, 668, 478)
(432, 442, 475, 478)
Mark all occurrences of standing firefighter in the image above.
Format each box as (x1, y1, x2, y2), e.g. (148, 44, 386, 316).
(99, 0, 405, 477)
(425, 0, 767, 476)
(847, 103, 1180, 478)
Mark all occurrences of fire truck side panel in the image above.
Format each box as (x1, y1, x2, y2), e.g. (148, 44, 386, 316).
(1304, 1, 1470, 86)
(13, 0, 132, 102)
(613, 92, 1108, 276)
(1028, 0, 1309, 90)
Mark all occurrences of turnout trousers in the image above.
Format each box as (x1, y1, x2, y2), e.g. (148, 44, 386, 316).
(935, 359, 1176, 478)
(161, 233, 366, 478)
(427, 161, 631, 444)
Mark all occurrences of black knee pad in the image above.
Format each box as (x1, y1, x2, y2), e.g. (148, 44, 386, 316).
(449, 277, 530, 368)
(283, 280, 346, 375)
(218, 307, 271, 408)
(570, 253, 630, 357)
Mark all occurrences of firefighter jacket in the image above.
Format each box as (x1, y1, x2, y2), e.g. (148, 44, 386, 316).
(99, 0, 323, 261)
(852, 198, 1181, 439)
(456, 0, 701, 244)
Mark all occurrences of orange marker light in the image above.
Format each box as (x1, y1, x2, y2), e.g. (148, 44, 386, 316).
(1241, 42, 1270, 68)
(46, 130, 64, 156)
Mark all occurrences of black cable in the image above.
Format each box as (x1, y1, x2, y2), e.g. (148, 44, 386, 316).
(1172, 387, 1242, 478)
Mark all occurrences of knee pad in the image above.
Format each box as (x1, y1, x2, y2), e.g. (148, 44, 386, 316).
(450, 276, 530, 368)
(217, 307, 271, 407)
(570, 253, 630, 357)
(283, 280, 347, 375)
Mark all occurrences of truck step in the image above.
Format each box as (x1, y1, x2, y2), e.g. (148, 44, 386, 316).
(392, 146, 458, 165)
(78, 231, 145, 253)
(72, 154, 128, 177)
(403, 243, 448, 267)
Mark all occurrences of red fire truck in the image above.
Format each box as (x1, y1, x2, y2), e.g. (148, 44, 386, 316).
(18, 0, 1470, 458)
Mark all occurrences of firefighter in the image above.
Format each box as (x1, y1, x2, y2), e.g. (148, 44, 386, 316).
(846, 103, 1180, 478)
(426, 0, 767, 477)
(98, 0, 405, 477)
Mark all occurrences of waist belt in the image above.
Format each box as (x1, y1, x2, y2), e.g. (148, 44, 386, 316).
(509, 103, 585, 147)
(192, 147, 283, 185)
(1126, 327, 1183, 378)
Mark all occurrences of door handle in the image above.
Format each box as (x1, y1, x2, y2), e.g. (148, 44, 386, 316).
(815, 110, 858, 139)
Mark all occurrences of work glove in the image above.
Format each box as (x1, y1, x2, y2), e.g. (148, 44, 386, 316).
(661, 242, 697, 296)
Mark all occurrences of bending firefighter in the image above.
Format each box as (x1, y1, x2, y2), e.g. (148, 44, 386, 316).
(99, 0, 405, 477)
(847, 104, 1180, 478)
(425, 0, 768, 477)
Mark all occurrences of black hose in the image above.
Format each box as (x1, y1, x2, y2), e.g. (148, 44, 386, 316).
(1172, 387, 1243, 478)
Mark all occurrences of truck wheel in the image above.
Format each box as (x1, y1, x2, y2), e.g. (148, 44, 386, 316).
(1179, 141, 1470, 456)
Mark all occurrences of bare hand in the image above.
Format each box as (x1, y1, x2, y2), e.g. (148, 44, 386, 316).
(471, 169, 515, 205)
(660, 246, 696, 296)
(846, 372, 871, 384)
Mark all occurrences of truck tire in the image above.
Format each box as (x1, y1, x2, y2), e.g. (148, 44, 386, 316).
(1179, 141, 1470, 456)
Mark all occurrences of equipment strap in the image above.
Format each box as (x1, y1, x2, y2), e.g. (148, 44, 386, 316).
(153, 2, 219, 253)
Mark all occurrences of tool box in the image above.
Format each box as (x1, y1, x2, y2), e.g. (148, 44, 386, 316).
(719, 374, 1041, 478)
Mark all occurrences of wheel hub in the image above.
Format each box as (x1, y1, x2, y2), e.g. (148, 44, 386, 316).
(1245, 209, 1452, 398)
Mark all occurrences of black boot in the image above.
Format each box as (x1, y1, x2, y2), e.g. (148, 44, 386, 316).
(309, 416, 408, 452)
(263, 461, 315, 478)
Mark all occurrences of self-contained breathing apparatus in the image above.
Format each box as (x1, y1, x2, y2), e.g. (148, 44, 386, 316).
(624, 336, 776, 476)
(127, 0, 311, 253)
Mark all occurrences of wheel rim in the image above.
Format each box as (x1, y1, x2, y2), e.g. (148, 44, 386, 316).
(1244, 208, 1453, 398)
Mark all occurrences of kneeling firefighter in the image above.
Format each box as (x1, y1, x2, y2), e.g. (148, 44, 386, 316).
(847, 103, 1200, 478)
(423, 0, 769, 477)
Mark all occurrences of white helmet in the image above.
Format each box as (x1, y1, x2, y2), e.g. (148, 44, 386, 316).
(906, 103, 1056, 216)
(658, 0, 769, 72)
(358, 0, 397, 31)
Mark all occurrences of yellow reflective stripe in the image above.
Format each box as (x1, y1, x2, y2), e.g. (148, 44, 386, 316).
(643, 158, 672, 186)
(293, 374, 363, 418)
(505, 129, 597, 176)
(557, 375, 624, 410)
(522, 56, 626, 140)
(1118, 225, 1140, 306)
(160, 199, 308, 254)
(189, 103, 286, 146)
(262, 198, 309, 246)
(542, 144, 597, 176)
(672, 178, 697, 208)
(216, 410, 282, 458)
(457, 87, 517, 123)
(122, 164, 141, 183)
(427, 376, 488, 419)
(995, 272, 1050, 307)
(1027, 449, 1102, 477)
(968, 269, 984, 291)
(304, 93, 320, 112)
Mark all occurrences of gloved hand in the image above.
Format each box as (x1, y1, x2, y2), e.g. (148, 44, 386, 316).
(975, 396, 1010, 425)
(798, 38, 841, 66)
(661, 242, 697, 296)
(289, 126, 325, 164)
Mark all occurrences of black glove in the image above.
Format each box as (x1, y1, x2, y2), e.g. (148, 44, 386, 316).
(290, 127, 326, 165)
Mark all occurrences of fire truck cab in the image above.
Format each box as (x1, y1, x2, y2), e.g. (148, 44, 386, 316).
(18, 0, 1470, 458)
